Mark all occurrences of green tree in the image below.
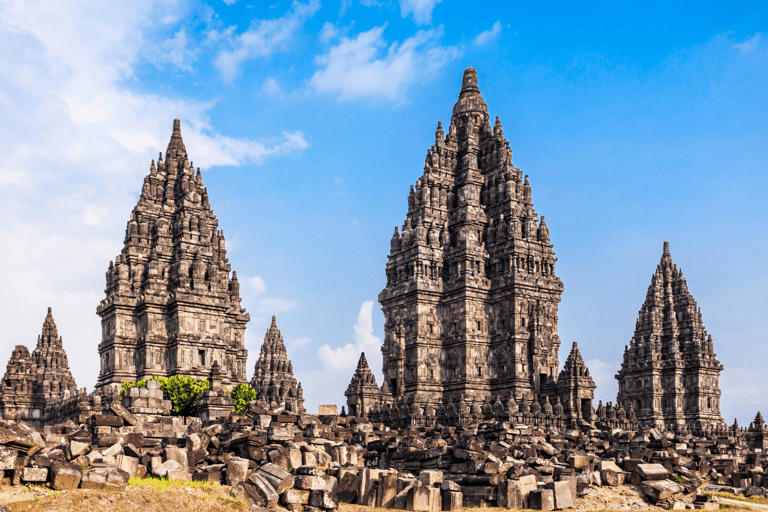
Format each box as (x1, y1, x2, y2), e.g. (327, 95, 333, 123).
(158, 375, 210, 416)
(226, 384, 258, 413)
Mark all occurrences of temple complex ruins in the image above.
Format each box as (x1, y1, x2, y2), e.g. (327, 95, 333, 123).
(94, 119, 250, 392)
(250, 316, 305, 413)
(616, 241, 725, 430)
(0, 308, 80, 423)
(346, 67, 595, 425)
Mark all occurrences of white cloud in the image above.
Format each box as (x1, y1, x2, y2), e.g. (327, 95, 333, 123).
(319, 21, 338, 43)
(585, 358, 621, 405)
(249, 276, 267, 296)
(223, 0, 239, 5)
(0, 0, 309, 392)
(213, 0, 321, 83)
(148, 26, 198, 72)
(399, 0, 441, 24)
(261, 77, 284, 97)
(290, 337, 312, 349)
(733, 34, 762, 52)
(257, 297, 299, 314)
(300, 300, 383, 413)
(310, 25, 461, 101)
(0, 170, 24, 186)
(318, 300, 381, 372)
(82, 207, 110, 226)
(473, 21, 502, 46)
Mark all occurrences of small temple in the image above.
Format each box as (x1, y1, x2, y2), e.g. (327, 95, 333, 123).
(250, 316, 305, 413)
(0, 308, 79, 423)
(616, 241, 725, 430)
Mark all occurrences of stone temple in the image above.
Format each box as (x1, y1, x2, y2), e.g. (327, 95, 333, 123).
(616, 242, 725, 430)
(250, 316, 305, 413)
(346, 67, 595, 424)
(0, 308, 79, 422)
(95, 119, 250, 392)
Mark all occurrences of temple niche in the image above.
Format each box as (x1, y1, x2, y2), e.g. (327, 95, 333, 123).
(347, 67, 595, 425)
(95, 119, 249, 392)
(616, 242, 725, 431)
(250, 316, 305, 414)
(0, 308, 79, 422)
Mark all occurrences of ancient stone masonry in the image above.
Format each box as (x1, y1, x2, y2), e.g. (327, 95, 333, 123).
(95, 119, 249, 392)
(0, 308, 81, 424)
(250, 316, 305, 413)
(616, 241, 725, 431)
(345, 353, 380, 418)
(361, 67, 592, 424)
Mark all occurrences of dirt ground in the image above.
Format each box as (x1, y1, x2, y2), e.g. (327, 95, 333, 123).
(0, 484, 248, 512)
(0, 483, 682, 512)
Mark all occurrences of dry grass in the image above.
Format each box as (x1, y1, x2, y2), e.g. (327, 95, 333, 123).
(707, 492, 768, 505)
(4, 484, 247, 512)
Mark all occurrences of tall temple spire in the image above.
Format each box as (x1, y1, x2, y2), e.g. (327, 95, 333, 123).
(96, 118, 249, 391)
(250, 316, 305, 413)
(367, 67, 586, 425)
(616, 241, 724, 430)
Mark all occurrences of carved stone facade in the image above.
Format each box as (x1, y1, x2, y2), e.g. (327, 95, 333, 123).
(95, 119, 249, 392)
(354, 67, 593, 424)
(250, 316, 305, 413)
(0, 308, 79, 423)
(616, 242, 725, 430)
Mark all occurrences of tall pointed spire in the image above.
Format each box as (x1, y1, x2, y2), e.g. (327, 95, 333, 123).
(250, 316, 305, 413)
(616, 241, 724, 430)
(96, 118, 249, 391)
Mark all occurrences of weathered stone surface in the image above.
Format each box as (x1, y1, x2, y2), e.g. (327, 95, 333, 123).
(22, 467, 48, 482)
(50, 461, 82, 490)
(81, 467, 130, 491)
(153, 459, 184, 478)
(530, 489, 555, 511)
(0, 447, 18, 470)
(551, 480, 574, 509)
(226, 457, 249, 487)
(637, 463, 670, 481)
(318, 405, 337, 416)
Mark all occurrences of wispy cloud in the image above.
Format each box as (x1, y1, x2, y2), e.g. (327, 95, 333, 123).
(213, 0, 321, 83)
(310, 25, 460, 101)
(399, 0, 441, 25)
(290, 337, 312, 349)
(0, 0, 309, 389)
(474, 20, 502, 46)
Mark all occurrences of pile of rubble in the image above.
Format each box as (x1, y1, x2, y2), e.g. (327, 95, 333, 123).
(0, 388, 765, 512)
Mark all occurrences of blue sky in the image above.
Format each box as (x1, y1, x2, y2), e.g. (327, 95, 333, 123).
(0, 0, 766, 423)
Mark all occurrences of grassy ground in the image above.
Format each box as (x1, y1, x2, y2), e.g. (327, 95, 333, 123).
(707, 492, 768, 506)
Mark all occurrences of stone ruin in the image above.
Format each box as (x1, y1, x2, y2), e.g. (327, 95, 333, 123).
(0, 383, 762, 511)
(95, 119, 250, 392)
(616, 241, 725, 431)
(250, 316, 306, 414)
(0, 308, 87, 425)
(347, 67, 595, 425)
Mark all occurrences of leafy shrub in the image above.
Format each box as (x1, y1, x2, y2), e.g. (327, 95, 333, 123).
(159, 375, 210, 416)
(225, 384, 258, 413)
(118, 375, 209, 416)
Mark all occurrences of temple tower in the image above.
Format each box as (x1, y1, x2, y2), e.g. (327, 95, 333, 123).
(250, 316, 305, 413)
(0, 308, 78, 422)
(344, 352, 381, 417)
(378, 67, 568, 413)
(95, 119, 249, 392)
(616, 241, 725, 430)
(31, 307, 78, 402)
